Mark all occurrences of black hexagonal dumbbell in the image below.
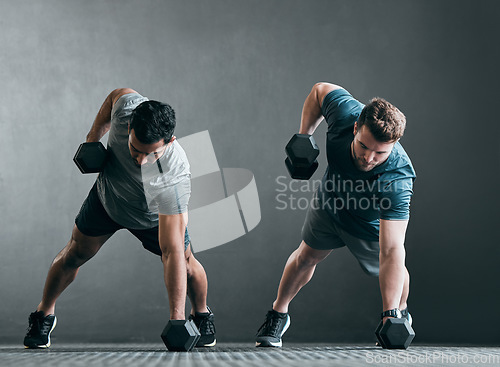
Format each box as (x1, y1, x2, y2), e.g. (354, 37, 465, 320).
(284, 134, 320, 180)
(73, 142, 108, 174)
(375, 318, 415, 349)
(161, 319, 201, 352)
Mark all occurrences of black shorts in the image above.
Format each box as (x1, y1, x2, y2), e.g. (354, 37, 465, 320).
(75, 183, 190, 256)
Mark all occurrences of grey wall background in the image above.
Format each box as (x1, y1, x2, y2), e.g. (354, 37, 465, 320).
(1, 0, 499, 344)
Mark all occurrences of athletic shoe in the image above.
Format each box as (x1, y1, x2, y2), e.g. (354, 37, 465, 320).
(189, 306, 216, 347)
(255, 310, 290, 347)
(23, 311, 57, 348)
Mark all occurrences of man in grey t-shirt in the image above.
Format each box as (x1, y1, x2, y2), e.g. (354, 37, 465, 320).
(24, 88, 216, 349)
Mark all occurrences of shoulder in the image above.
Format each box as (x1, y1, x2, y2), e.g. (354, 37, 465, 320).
(377, 143, 416, 191)
(322, 88, 363, 111)
(152, 140, 190, 180)
(111, 91, 149, 121)
(109, 88, 138, 105)
(171, 140, 190, 172)
(321, 88, 364, 133)
(390, 142, 416, 176)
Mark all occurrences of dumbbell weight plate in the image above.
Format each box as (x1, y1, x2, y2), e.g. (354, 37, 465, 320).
(374, 320, 386, 348)
(284, 134, 320, 180)
(285, 157, 318, 180)
(285, 134, 319, 166)
(377, 318, 415, 349)
(161, 319, 201, 352)
(73, 142, 107, 174)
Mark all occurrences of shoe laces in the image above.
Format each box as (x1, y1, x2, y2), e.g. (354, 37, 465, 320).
(257, 311, 284, 337)
(26, 312, 42, 336)
(194, 313, 216, 335)
(26, 312, 51, 336)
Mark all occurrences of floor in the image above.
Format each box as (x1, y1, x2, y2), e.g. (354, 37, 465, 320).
(1, 343, 499, 367)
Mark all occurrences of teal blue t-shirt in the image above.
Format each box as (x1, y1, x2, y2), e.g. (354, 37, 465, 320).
(316, 88, 416, 241)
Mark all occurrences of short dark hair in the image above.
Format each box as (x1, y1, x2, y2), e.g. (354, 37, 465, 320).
(129, 100, 176, 144)
(357, 98, 406, 142)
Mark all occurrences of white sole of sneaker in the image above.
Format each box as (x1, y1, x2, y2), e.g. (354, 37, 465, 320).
(46, 316, 57, 348)
(202, 339, 216, 347)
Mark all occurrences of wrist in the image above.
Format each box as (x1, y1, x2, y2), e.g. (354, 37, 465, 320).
(298, 126, 313, 135)
(86, 133, 99, 143)
(381, 308, 402, 319)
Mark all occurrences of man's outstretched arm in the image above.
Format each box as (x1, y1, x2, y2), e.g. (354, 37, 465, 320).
(379, 219, 409, 322)
(158, 212, 189, 320)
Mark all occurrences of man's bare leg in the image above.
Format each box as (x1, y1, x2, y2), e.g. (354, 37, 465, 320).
(184, 244, 216, 347)
(273, 241, 332, 313)
(398, 267, 409, 311)
(37, 225, 113, 316)
(185, 245, 209, 315)
(256, 241, 331, 347)
(24, 225, 112, 348)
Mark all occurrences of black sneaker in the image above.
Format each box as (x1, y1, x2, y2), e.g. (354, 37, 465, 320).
(189, 306, 216, 347)
(255, 310, 290, 347)
(23, 311, 57, 348)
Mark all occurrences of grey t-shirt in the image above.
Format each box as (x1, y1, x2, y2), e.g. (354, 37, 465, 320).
(96, 93, 191, 229)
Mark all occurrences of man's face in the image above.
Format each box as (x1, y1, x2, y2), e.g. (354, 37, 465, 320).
(351, 123, 395, 172)
(128, 128, 171, 167)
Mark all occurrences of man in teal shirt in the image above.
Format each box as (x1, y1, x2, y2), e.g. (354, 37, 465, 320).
(256, 82, 416, 347)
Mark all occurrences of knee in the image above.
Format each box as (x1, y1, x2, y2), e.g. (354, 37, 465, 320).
(184, 251, 203, 280)
(295, 250, 321, 268)
(64, 237, 98, 268)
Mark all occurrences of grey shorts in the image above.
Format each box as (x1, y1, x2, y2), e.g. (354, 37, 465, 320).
(301, 198, 380, 276)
